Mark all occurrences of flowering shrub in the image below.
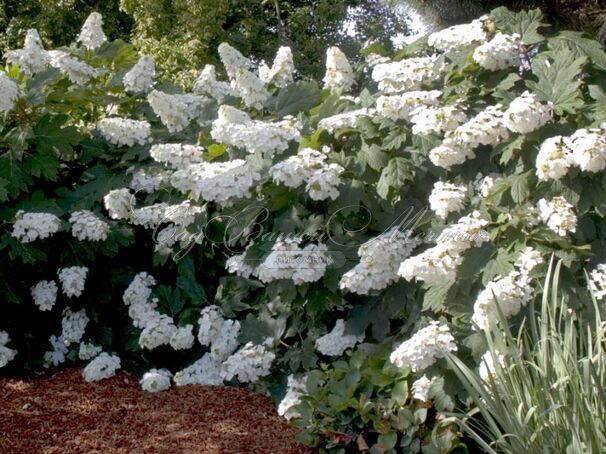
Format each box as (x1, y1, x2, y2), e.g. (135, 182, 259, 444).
(2, 7, 606, 451)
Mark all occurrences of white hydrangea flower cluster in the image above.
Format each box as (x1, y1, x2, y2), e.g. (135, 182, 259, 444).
(473, 33, 522, 71)
(129, 168, 168, 193)
(232, 67, 271, 109)
(197, 306, 241, 361)
(270, 147, 327, 188)
(174, 353, 223, 386)
(47, 50, 98, 85)
(193, 64, 236, 101)
(31, 280, 58, 311)
(163, 201, 203, 227)
(502, 91, 552, 134)
(323, 46, 354, 92)
(537, 196, 577, 237)
(123, 272, 157, 327)
(569, 128, 606, 172)
(536, 136, 574, 181)
(170, 325, 196, 350)
(171, 159, 259, 206)
(211, 105, 300, 154)
(123, 55, 156, 93)
(0, 331, 17, 368)
(12, 211, 61, 243)
(140, 368, 172, 392)
(389, 321, 457, 372)
(130, 203, 169, 229)
(43, 308, 90, 366)
(83, 352, 121, 382)
(339, 228, 421, 295)
(150, 143, 205, 169)
(61, 308, 90, 344)
(451, 104, 510, 148)
(306, 165, 344, 201)
(140, 316, 176, 350)
(69, 210, 110, 241)
(589, 264, 606, 300)
(122, 273, 193, 351)
(57, 266, 88, 298)
(217, 42, 252, 80)
(221, 341, 275, 383)
(429, 105, 509, 169)
(97, 118, 152, 146)
(375, 90, 442, 121)
(318, 108, 373, 133)
(411, 375, 433, 402)
(371, 55, 440, 93)
(428, 181, 467, 220)
(155, 225, 179, 248)
(0, 71, 20, 114)
(428, 136, 476, 170)
(399, 243, 463, 285)
(472, 247, 543, 330)
(536, 128, 606, 180)
(44, 335, 69, 367)
(259, 46, 295, 88)
(277, 375, 307, 420)
(410, 104, 467, 135)
(253, 239, 330, 285)
(513, 247, 543, 275)
(225, 254, 256, 278)
(196, 305, 225, 347)
(399, 211, 489, 284)
(77, 12, 107, 50)
(365, 53, 390, 66)
(428, 16, 491, 51)
(5, 29, 49, 75)
(78, 342, 102, 360)
(138, 315, 177, 351)
(147, 90, 194, 133)
(436, 210, 491, 248)
(315, 319, 364, 356)
(103, 188, 133, 220)
(475, 173, 499, 197)
(216, 42, 269, 108)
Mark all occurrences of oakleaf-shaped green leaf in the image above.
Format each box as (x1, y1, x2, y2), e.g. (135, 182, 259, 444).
(526, 48, 586, 115)
(377, 157, 413, 199)
(490, 7, 546, 43)
(422, 279, 455, 313)
(549, 31, 606, 72)
(269, 81, 322, 117)
(32, 114, 82, 159)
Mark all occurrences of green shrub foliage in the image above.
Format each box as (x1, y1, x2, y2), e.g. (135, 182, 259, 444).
(1, 7, 606, 452)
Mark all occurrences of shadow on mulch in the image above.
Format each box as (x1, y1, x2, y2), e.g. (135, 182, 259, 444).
(0, 368, 314, 454)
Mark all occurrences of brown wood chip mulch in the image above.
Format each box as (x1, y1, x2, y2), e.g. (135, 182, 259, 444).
(0, 368, 313, 454)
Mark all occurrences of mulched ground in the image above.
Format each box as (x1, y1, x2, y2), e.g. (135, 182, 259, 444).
(0, 368, 312, 454)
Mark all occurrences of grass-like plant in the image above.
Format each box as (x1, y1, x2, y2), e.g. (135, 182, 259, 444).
(445, 258, 606, 453)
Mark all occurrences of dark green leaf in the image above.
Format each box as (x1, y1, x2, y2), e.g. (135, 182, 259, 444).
(490, 7, 546, 43)
(526, 48, 586, 115)
(550, 31, 606, 72)
(377, 157, 413, 199)
(422, 279, 455, 312)
(269, 81, 322, 117)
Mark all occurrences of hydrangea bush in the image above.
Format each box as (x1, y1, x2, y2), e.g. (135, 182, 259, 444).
(2, 7, 606, 452)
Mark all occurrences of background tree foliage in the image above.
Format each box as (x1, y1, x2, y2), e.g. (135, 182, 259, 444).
(0, 0, 408, 87)
(119, 0, 409, 85)
(0, 0, 133, 56)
